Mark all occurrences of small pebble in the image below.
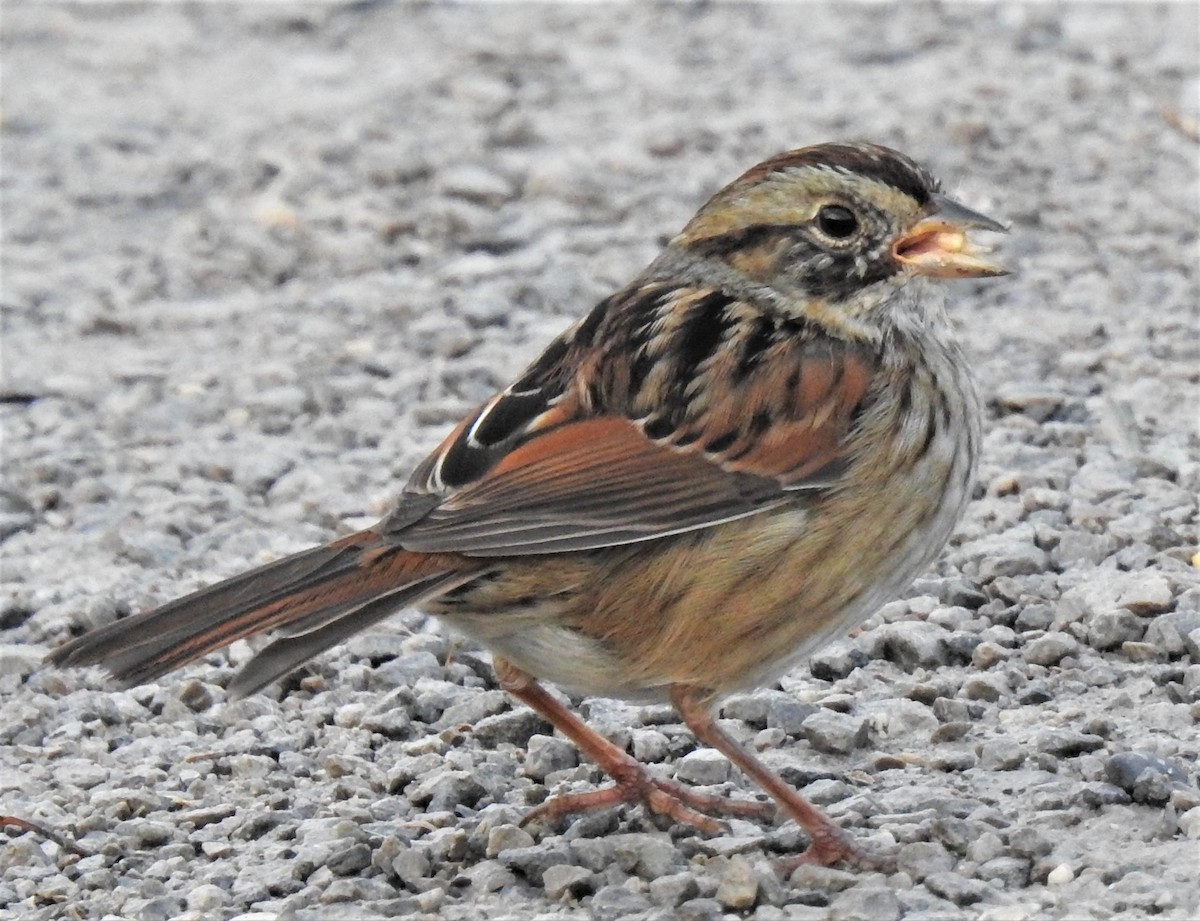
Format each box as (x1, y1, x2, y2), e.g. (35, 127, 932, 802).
(1047, 863, 1075, 885)
(801, 710, 869, 755)
(675, 748, 731, 785)
(1086, 609, 1145, 650)
(714, 857, 758, 910)
(1105, 751, 1190, 803)
(1023, 631, 1078, 665)
(830, 885, 901, 921)
(523, 734, 578, 780)
(540, 864, 593, 899)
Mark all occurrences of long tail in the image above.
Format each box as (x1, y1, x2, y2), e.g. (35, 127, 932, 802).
(46, 530, 485, 699)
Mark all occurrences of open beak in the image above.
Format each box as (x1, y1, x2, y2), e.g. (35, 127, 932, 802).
(893, 193, 1009, 279)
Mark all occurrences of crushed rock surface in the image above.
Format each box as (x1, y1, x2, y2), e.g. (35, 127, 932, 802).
(2, 4, 1198, 920)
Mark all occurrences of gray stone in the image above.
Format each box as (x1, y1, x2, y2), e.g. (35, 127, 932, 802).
(425, 826, 469, 863)
(567, 838, 614, 872)
(766, 696, 818, 735)
(407, 770, 487, 812)
(965, 831, 1005, 864)
(869, 698, 939, 738)
(468, 709, 548, 747)
(345, 631, 409, 661)
(485, 824, 535, 857)
(176, 678, 216, 712)
(497, 843, 571, 884)
(1177, 807, 1200, 840)
(458, 859, 516, 893)
(611, 833, 685, 878)
(524, 733, 578, 780)
(946, 630, 985, 663)
(1121, 641, 1165, 662)
(804, 778, 852, 805)
(801, 710, 869, 755)
(932, 698, 972, 723)
(122, 897, 183, 921)
(692, 833, 770, 858)
(978, 541, 1051, 580)
(360, 703, 413, 737)
(714, 856, 758, 910)
(56, 759, 110, 790)
(979, 856, 1031, 887)
(386, 753, 445, 794)
(375, 652, 443, 686)
(809, 640, 870, 681)
(675, 748, 731, 785)
(1105, 751, 1190, 804)
(124, 820, 174, 847)
(185, 883, 230, 912)
(961, 674, 1008, 701)
(721, 692, 771, 725)
(861, 621, 950, 669)
(1017, 680, 1054, 704)
(676, 898, 724, 921)
(1185, 627, 1200, 662)
(1080, 781, 1132, 807)
(436, 689, 509, 728)
(1115, 573, 1174, 614)
(541, 864, 593, 899)
(1072, 457, 1134, 499)
(978, 740, 1026, 771)
(934, 578, 989, 609)
(1035, 729, 1105, 757)
(1144, 611, 1200, 658)
(896, 841, 955, 881)
(995, 383, 1065, 421)
(1023, 631, 1078, 665)
(1007, 826, 1052, 858)
(649, 871, 700, 906)
(787, 863, 859, 892)
(631, 728, 670, 762)
(721, 690, 813, 734)
(830, 885, 902, 921)
(437, 164, 513, 205)
(1052, 530, 1120, 566)
(971, 641, 1009, 669)
(1014, 604, 1056, 632)
(590, 885, 653, 921)
(391, 848, 431, 888)
(923, 870, 989, 905)
(327, 842, 372, 876)
(1087, 608, 1145, 650)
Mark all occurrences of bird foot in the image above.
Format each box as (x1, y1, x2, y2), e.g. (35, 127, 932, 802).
(775, 826, 896, 872)
(520, 760, 776, 834)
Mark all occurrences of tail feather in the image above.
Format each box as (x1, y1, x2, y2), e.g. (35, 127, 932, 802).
(46, 529, 478, 690)
(226, 571, 475, 699)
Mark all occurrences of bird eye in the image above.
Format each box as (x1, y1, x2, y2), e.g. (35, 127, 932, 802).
(816, 204, 859, 240)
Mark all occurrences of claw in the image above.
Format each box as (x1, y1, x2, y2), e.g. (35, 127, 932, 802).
(775, 826, 896, 873)
(522, 770, 775, 834)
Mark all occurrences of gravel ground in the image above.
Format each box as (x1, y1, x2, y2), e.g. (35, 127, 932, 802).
(3, 4, 1199, 920)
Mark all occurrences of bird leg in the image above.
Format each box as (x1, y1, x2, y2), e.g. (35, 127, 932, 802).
(493, 659, 775, 833)
(671, 683, 893, 871)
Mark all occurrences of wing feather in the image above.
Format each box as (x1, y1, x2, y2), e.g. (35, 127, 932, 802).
(397, 418, 788, 555)
(385, 284, 878, 557)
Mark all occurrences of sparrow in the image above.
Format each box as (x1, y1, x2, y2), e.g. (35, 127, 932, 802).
(48, 141, 1007, 869)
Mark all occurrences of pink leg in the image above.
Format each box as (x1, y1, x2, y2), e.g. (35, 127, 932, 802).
(671, 684, 893, 870)
(494, 659, 776, 832)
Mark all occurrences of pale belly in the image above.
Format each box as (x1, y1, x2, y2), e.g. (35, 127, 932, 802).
(430, 333, 979, 700)
(430, 450, 973, 701)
